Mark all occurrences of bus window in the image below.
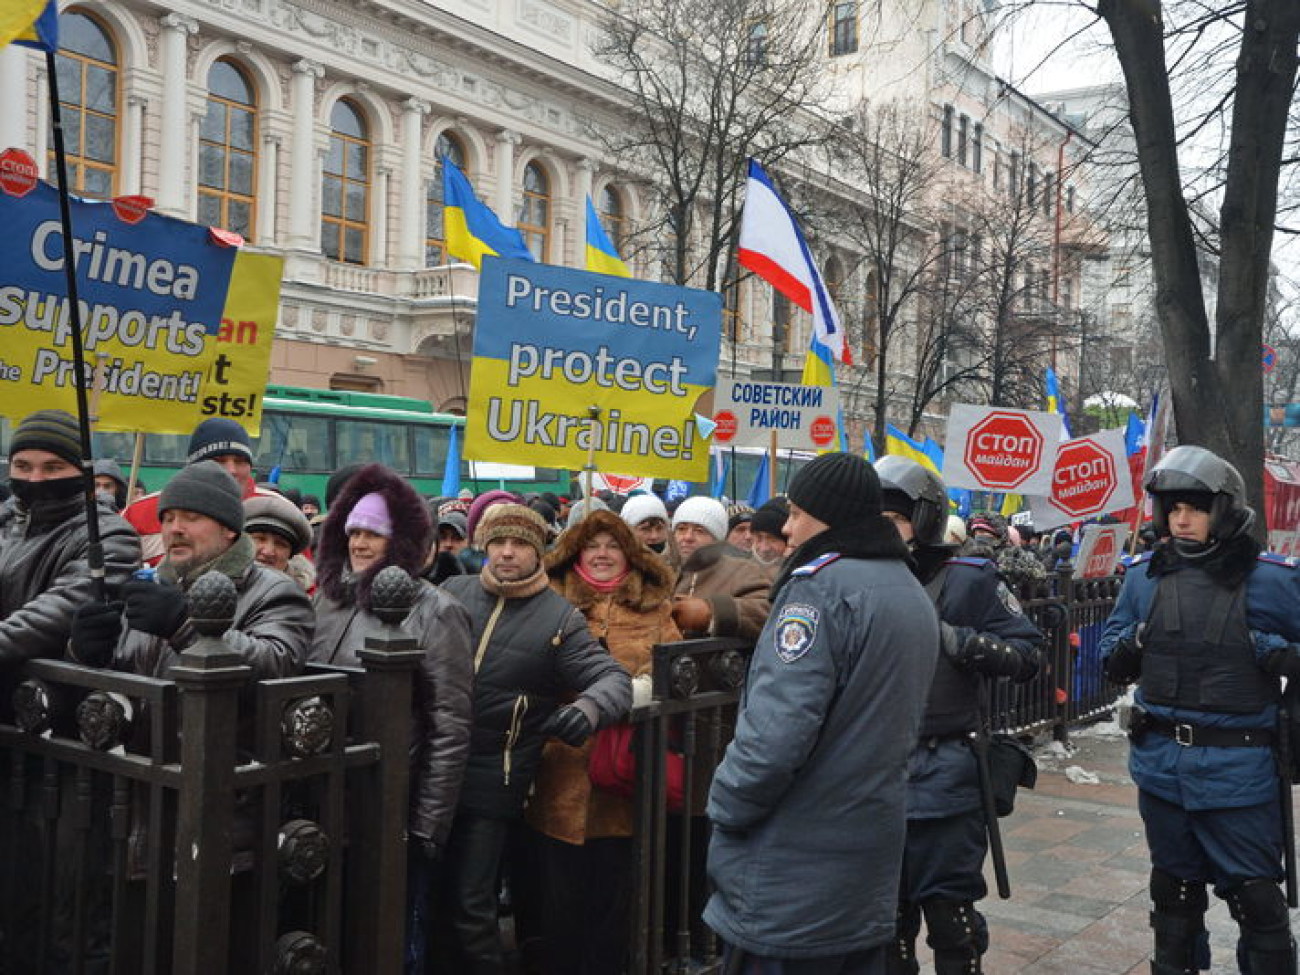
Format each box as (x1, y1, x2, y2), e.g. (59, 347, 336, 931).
(258, 413, 330, 474)
(337, 420, 410, 473)
(145, 433, 195, 466)
(92, 430, 138, 464)
(412, 424, 453, 476)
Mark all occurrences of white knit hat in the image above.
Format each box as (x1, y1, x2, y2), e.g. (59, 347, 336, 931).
(621, 494, 669, 529)
(672, 496, 728, 542)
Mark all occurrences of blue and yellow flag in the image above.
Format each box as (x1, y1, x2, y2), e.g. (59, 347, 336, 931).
(885, 423, 941, 476)
(441, 157, 534, 270)
(5, 0, 56, 51)
(1045, 367, 1072, 438)
(585, 196, 630, 278)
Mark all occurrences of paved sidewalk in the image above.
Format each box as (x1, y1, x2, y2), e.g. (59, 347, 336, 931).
(914, 717, 1300, 974)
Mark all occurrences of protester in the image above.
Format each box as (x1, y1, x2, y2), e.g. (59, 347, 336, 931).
(705, 453, 939, 971)
(1, 410, 140, 665)
(670, 496, 770, 640)
(92, 458, 129, 512)
(527, 509, 681, 973)
(436, 504, 631, 973)
(73, 461, 312, 680)
(964, 512, 1047, 586)
(725, 502, 755, 552)
(748, 497, 790, 574)
(620, 492, 676, 563)
(877, 456, 1043, 975)
(1100, 446, 1300, 974)
(310, 464, 474, 974)
(244, 491, 314, 584)
(300, 495, 321, 519)
(944, 515, 968, 547)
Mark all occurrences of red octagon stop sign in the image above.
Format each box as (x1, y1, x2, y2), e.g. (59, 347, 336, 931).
(0, 148, 38, 198)
(1051, 439, 1116, 517)
(963, 411, 1044, 489)
(713, 410, 738, 444)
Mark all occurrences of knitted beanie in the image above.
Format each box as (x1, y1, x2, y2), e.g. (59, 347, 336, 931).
(476, 503, 548, 559)
(726, 502, 755, 532)
(345, 492, 393, 538)
(750, 497, 789, 537)
(672, 496, 728, 542)
(437, 510, 469, 540)
(621, 493, 669, 529)
(10, 410, 82, 467)
(186, 417, 254, 465)
(244, 492, 313, 554)
(466, 489, 522, 541)
(566, 496, 609, 529)
(787, 452, 882, 531)
(159, 460, 244, 533)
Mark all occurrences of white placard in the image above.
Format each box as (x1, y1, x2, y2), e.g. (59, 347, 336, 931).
(1029, 428, 1136, 531)
(711, 380, 841, 452)
(1074, 523, 1131, 578)
(943, 404, 1061, 495)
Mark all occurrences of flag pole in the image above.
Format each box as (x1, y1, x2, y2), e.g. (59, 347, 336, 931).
(44, 47, 106, 600)
(582, 405, 601, 512)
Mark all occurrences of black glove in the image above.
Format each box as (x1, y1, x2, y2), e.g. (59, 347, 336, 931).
(70, 600, 124, 667)
(1258, 632, 1300, 681)
(1103, 626, 1144, 684)
(949, 631, 1027, 680)
(541, 704, 594, 747)
(122, 579, 189, 638)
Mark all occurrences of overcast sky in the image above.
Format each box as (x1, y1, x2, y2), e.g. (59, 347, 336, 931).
(998, 2, 1120, 97)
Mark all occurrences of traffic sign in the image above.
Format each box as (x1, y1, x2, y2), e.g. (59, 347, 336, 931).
(0, 147, 38, 198)
(1050, 438, 1116, 518)
(713, 410, 738, 444)
(809, 415, 837, 447)
(963, 411, 1045, 490)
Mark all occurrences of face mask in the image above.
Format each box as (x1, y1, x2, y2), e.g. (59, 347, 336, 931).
(11, 475, 87, 510)
(648, 540, 667, 554)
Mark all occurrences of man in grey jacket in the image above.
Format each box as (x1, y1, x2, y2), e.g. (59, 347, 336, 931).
(706, 452, 940, 974)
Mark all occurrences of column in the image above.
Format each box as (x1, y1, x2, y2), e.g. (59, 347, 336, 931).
(0, 46, 29, 151)
(494, 128, 519, 223)
(396, 98, 428, 270)
(121, 94, 147, 195)
(256, 133, 280, 244)
(372, 165, 390, 266)
(575, 157, 595, 268)
(157, 13, 198, 215)
(287, 59, 323, 250)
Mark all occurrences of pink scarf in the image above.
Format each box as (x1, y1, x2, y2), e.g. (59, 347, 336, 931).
(574, 560, 629, 593)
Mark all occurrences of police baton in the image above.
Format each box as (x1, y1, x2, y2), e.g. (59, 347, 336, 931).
(970, 727, 1011, 899)
(1277, 705, 1297, 908)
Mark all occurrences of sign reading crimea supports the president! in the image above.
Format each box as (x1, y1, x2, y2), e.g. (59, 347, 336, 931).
(0, 175, 278, 433)
(1029, 428, 1135, 531)
(466, 258, 722, 480)
(711, 379, 841, 451)
(944, 403, 1061, 496)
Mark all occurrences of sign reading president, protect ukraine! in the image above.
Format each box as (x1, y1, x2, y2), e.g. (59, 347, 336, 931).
(466, 258, 722, 480)
(0, 177, 257, 432)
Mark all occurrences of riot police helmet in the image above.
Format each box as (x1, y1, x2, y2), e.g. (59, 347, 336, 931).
(875, 455, 947, 547)
(1145, 444, 1254, 541)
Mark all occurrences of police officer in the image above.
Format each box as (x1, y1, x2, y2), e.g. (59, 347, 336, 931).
(876, 456, 1043, 975)
(1100, 445, 1300, 975)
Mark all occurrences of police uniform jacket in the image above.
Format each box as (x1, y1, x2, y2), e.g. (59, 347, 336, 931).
(704, 550, 939, 959)
(1100, 548, 1300, 810)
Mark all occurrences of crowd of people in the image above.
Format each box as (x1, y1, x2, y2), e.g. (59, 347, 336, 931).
(2, 405, 1298, 974)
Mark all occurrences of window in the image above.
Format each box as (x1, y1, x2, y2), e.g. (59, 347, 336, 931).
(321, 99, 370, 264)
(721, 259, 744, 342)
(598, 185, 626, 257)
(830, 1, 857, 56)
(941, 104, 954, 158)
(517, 161, 551, 262)
(337, 420, 409, 471)
(1066, 184, 1075, 213)
(1009, 151, 1021, 199)
(957, 114, 968, 167)
(773, 293, 792, 352)
(198, 59, 257, 241)
(1027, 163, 1038, 209)
(425, 132, 465, 266)
(1043, 170, 1054, 217)
(51, 11, 118, 198)
(992, 143, 1002, 189)
(257, 414, 330, 473)
(746, 22, 768, 65)
(971, 123, 983, 174)
(413, 425, 454, 476)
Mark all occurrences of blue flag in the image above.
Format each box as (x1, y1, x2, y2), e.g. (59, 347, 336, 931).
(746, 453, 771, 508)
(441, 423, 463, 496)
(1124, 412, 1145, 456)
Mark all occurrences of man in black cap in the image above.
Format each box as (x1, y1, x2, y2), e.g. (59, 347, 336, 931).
(71, 460, 312, 679)
(123, 417, 261, 565)
(705, 453, 940, 974)
(0, 410, 140, 665)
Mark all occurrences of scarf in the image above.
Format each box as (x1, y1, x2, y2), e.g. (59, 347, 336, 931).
(159, 532, 255, 589)
(574, 561, 630, 593)
(479, 562, 551, 599)
(1149, 533, 1261, 590)
(770, 517, 913, 601)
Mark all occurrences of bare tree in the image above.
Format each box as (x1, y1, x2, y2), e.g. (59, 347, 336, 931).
(591, 0, 836, 289)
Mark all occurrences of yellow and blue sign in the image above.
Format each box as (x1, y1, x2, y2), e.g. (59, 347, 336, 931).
(466, 257, 721, 480)
(0, 180, 280, 434)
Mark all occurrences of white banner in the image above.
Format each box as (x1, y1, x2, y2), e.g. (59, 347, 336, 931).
(943, 404, 1061, 495)
(1029, 428, 1136, 531)
(1074, 523, 1131, 578)
(711, 379, 841, 451)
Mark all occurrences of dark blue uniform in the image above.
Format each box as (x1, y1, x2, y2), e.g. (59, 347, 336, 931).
(1100, 549, 1300, 974)
(891, 555, 1043, 975)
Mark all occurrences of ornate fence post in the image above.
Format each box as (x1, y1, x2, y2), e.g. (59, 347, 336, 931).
(170, 572, 251, 975)
(350, 567, 422, 975)
(1052, 562, 1076, 743)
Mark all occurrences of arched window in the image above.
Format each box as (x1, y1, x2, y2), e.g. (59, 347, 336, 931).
(517, 161, 550, 262)
(51, 11, 118, 198)
(198, 59, 257, 240)
(425, 132, 465, 266)
(598, 185, 626, 256)
(721, 256, 744, 342)
(322, 99, 370, 265)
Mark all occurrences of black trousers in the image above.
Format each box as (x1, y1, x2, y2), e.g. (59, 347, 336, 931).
(431, 813, 512, 975)
(534, 831, 634, 975)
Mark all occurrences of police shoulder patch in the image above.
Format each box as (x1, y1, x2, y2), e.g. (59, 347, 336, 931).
(1258, 553, 1298, 569)
(792, 552, 841, 577)
(995, 581, 1022, 615)
(774, 603, 820, 663)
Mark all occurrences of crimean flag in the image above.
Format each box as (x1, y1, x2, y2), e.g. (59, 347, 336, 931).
(6, 0, 56, 51)
(1045, 367, 1072, 439)
(585, 196, 630, 278)
(441, 156, 534, 270)
(738, 158, 850, 365)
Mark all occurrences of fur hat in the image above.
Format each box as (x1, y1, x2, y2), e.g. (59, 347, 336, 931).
(672, 496, 728, 542)
(10, 410, 82, 467)
(159, 460, 244, 533)
(476, 503, 548, 559)
(244, 491, 313, 555)
(787, 452, 882, 531)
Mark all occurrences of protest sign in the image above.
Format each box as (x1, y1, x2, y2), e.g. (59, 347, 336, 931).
(944, 404, 1061, 495)
(1075, 523, 1130, 578)
(465, 258, 721, 480)
(711, 379, 840, 451)
(0, 177, 278, 434)
(1030, 428, 1135, 531)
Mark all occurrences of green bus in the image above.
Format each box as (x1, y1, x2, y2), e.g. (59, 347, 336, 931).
(2, 385, 572, 503)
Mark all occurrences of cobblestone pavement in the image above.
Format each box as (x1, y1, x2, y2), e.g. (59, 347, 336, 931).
(911, 717, 1300, 974)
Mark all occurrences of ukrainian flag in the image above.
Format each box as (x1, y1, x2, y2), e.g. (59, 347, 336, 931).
(585, 196, 630, 278)
(1045, 367, 1072, 438)
(5, 0, 57, 51)
(441, 156, 534, 270)
(885, 423, 941, 477)
(801, 336, 848, 449)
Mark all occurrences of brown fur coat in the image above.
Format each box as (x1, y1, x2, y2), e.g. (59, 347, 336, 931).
(527, 511, 682, 844)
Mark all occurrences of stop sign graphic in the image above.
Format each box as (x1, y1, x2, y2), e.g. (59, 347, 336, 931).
(0, 148, 38, 198)
(1082, 530, 1118, 578)
(963, 411, 1044, 489)
(713, 410, 738, 444)
(809, 415, 836, 447)
(1051, 439, 1116, 517)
